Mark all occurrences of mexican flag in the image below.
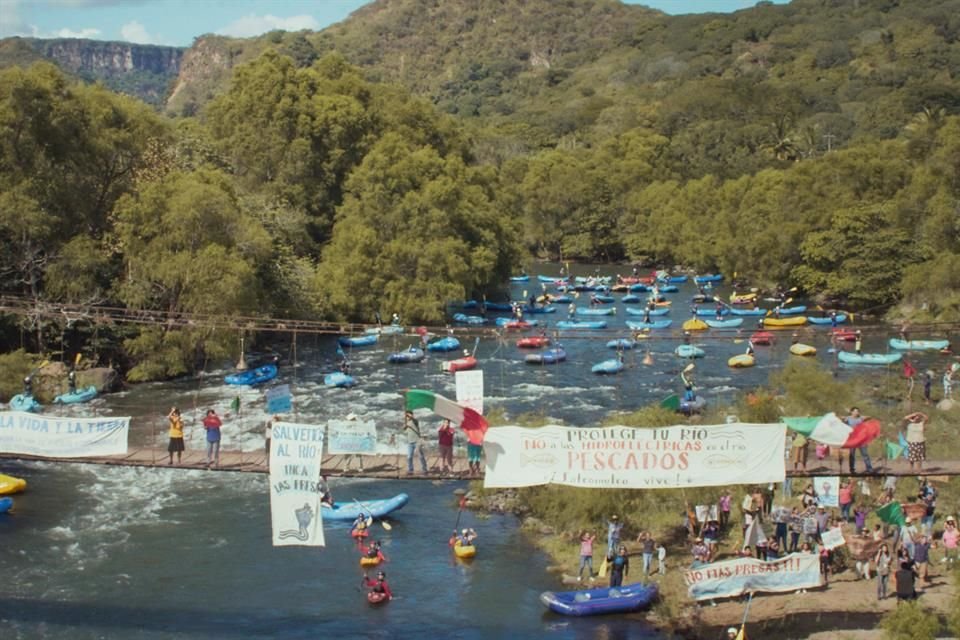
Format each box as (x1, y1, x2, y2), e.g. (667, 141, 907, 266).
(405, 390, 489, 445)
(782, 412, 880, 448)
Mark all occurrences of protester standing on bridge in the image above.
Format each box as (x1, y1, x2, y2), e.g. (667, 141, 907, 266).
(403, 410, 428, 475)
(202, 409, 222, 469)
(903, 411, 928, 472)
(167, 407, 185, 465)
(437, 419, 455, 475)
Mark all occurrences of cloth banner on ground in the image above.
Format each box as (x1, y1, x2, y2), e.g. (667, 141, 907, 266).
(326, 418, 377, 455)
(482, 423, 786, 489)
(0, 411, 129, 457)
(782, 412, 880, 448)
(876, 501, 907, 527)
(405, 390, 488, 445)
(815, 476, 840, 508)
(269, 421, 325, 547)
(685, 553, 821, 601)
(455, 370, 484, 415)
(821, 526, 846, 550)
(265, 384, 292, 414)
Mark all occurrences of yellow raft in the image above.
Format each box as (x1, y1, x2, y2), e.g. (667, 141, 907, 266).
(453, 541, 477, 559)
(360, 556, 382, 567)
(0, 474, 26, 495)
(763, 316, 807, 329)
(729, 292, 757, 304)
(790, 343, 817, 356)
(728, 354, 756, 368)
(682, 318, 708, 332)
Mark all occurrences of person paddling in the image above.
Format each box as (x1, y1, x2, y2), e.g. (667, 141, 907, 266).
(360, 540, 388, 563)
(351, 513, 371, 538)
(363, 570, 393, 601)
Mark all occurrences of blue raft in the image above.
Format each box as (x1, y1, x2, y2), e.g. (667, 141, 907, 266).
(606, 339, 636, 350)
(626, 320, 672, 330)
(338, 334, 379, 348)
(0, 497, 12, 514)
(838, 352, 902, 365)
(592, 359, 625, 375)
(556, 320, 607, 330)
(525, 348, 567, 365)
(807, 314, 847, 325)
(705, 318, 743, 329)
(225, 364, 278, 386)
(694, 274, 724, 284)
(540, 583, 658, 617)
(453, 313, 487, 325)
(624, 307, 669, 316)
(324, 372, 357, 388)
(53, 385, 98, 405)
(675, 345, 705, 358)
(9, 394, 41, 412)
(388, 348, 425, 364)
(427, 337, 461, 352)
(321, 494, 410, 521)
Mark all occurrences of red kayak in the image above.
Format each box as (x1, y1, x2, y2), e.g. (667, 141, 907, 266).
(442, 356, 477, 373)
(367, 591, 389, 605)
(504, 321, 533, 330)
(517, 337, 550, 349)
(831, 328, 857, 341)
(750, 331, 775, 346)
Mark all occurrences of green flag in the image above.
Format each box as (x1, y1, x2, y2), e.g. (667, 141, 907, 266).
(885, 440, 904, 460)
(876, 501, 906, 527)
(230, 396, 241, 413)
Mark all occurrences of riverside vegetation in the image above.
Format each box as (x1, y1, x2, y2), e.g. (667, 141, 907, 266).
(472, 360, 960, 637)
(1, 0, 960, 382)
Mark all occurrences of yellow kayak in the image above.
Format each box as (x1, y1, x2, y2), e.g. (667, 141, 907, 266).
(763, 316, 807, 328)
(790, 343, 817, 356)
(728, 354, 756, 368)
(730, 292, 757, 304)
(682, 318, 708, 331)
(453, 541, 477, 559)
(0, 474, 26, 495)
(360, 556, 382, 567)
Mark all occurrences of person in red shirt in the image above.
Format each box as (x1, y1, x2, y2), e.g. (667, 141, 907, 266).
(437, 419, 455, 474)
(363, 571, 392, 600)
(359, 540, 388, 563)
(202, 409, 222, 469)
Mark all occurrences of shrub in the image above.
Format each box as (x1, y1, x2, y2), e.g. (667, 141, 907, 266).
(880, 600, 940, 640)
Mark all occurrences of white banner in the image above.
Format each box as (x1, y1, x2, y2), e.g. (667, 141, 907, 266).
(821, 526, 846, 550)
(326, 419, 377, 455)
(455, 370, 484, 414)
(816, 476, 840, 507)
(482, 423, 785, 489)
(685, 553, 821, 601)
(0, 411, 129, 457)
(269, 421, 325, 547)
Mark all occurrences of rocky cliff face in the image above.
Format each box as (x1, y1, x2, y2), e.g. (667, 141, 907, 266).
(0, 37, 184, 106)
(37, 38, 183, 77)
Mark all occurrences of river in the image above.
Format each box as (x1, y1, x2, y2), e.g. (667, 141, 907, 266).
(2, 265, 952, 638)
(0, 460, 666, 639)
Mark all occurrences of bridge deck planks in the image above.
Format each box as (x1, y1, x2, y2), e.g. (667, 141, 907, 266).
(1, 449, 958, 479)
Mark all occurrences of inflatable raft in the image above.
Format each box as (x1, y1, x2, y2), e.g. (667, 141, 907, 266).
(0, 497, 12, 514)
(453, 541, 477, 559)
(224, 364, 278, 386)
(540, 583, 658, 617)
(705, 318, 743, 329)
(338, 334, 378, 348)
(442, 356, 477, 373)
(321, 494, 409, 521)
(324, 372, 357, 388)
(517, 336, 550, 349)
(388, 347, 425, 364)
(888, 338, 950, 351)
(8, 394, 41, 412)
(838, 352, 902, 365)
(675, 345, 705, 359)
(592, 359, 625, 375)
(525, 348, 567, 365)
(53, 385, 98, 404)
(0, 474, 26, 495)
(427, 337, 461, 352)
(626, 320, 672, 330)
(682, 318, 708, 331)
(728, 354, 755, 368)
(790, 343, 817, 356)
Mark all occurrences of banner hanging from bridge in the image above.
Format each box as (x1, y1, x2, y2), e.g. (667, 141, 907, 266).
(326, 418, 377, 455)
(685, 553, 821, 601)
(269, 421, 325, 547)
(0, 411, 129, 457)
(482, 423, 785, 489)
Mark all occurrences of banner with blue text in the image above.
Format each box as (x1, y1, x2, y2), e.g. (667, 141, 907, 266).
(0, 411, 129, 457)
(685, 553, 821, 601)
(269, 421, 325, 547)
(482, 423, 785, 489)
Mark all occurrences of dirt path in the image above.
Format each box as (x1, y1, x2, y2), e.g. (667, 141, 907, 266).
(697, 566, 955, 637)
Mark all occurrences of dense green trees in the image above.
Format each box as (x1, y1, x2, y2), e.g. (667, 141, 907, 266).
(4, 0, 960, 380)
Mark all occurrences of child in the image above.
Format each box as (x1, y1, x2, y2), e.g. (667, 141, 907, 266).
(657, 542, 667, 575)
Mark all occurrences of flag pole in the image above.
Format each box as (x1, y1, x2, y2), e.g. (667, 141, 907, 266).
(738, 591, 753, 639)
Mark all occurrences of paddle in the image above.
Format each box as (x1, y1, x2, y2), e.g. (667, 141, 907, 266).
(74, 352, 82, 367)
(684, 363, 696, 373)
(354, 498, 392, 531)
(471, 337, 480, 358)
(766, 297, 793, 317)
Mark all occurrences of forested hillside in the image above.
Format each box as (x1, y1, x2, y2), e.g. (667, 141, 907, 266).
(1, 0, 959, 380)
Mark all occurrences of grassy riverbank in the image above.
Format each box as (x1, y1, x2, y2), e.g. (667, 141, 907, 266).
(476, 359, 960, 637)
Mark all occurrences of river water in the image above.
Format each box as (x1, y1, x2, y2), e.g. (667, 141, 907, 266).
(0, 460, 666, 639)
(1, 265, 952, 638)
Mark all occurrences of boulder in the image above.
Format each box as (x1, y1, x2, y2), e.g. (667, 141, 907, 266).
(31, 363, 118, 402)
(937, 398, 956, 411)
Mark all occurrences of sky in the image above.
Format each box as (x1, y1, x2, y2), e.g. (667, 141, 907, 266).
(0, 0, 791, 47)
